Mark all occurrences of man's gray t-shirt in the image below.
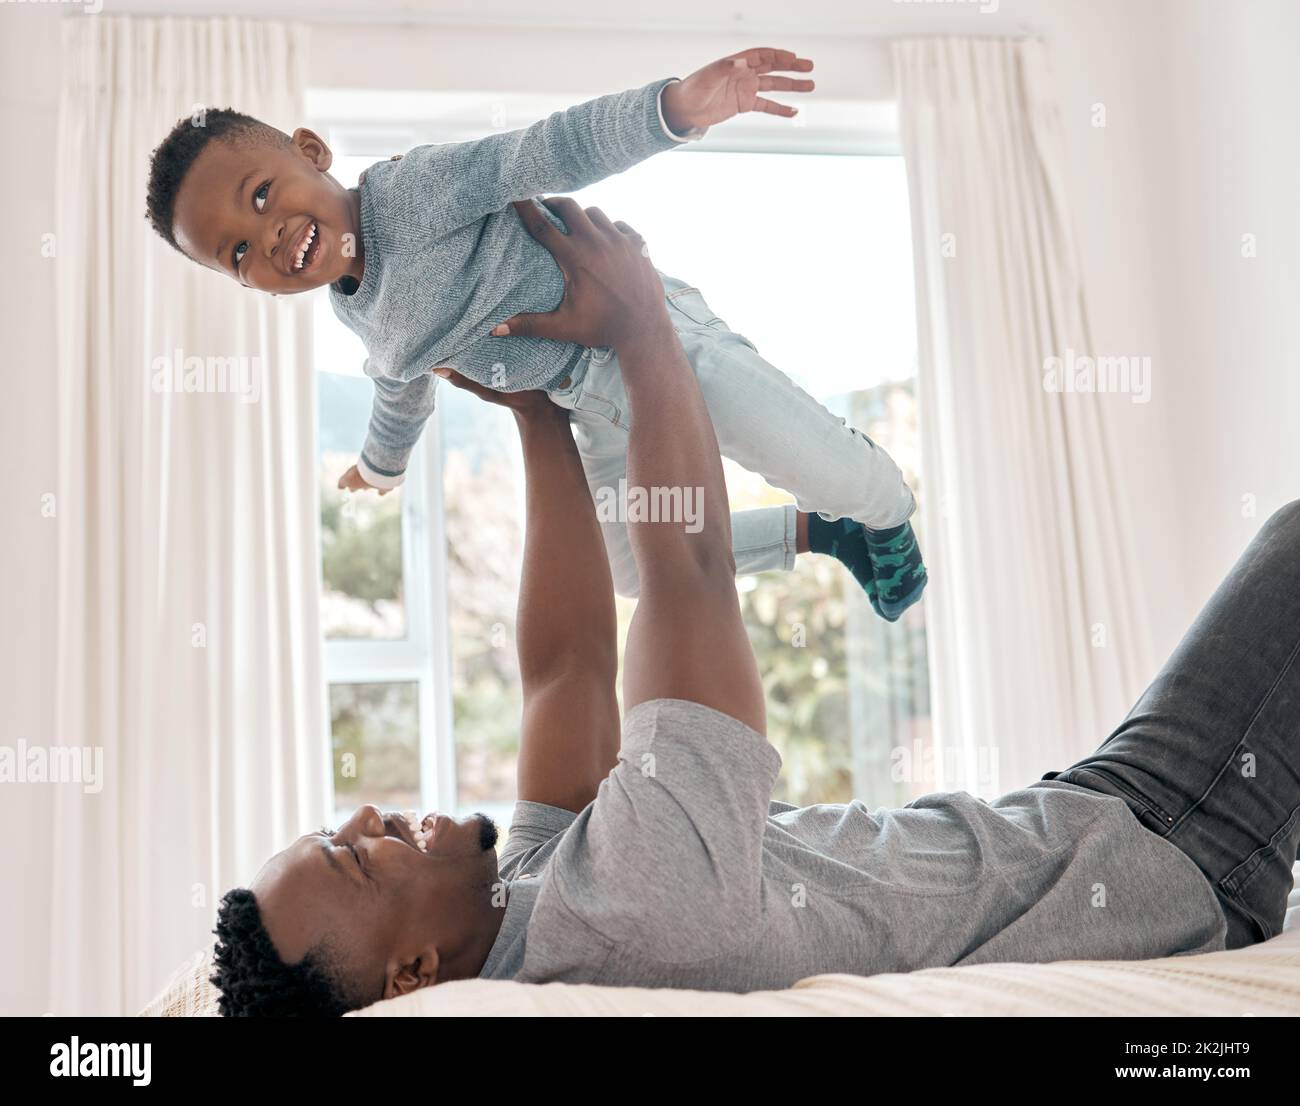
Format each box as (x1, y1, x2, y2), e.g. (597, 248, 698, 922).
(480, 699, 1227, 990)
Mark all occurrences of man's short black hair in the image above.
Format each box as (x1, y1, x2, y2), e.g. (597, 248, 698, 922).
(210, 888, 357, 1017)
(144, 108, 291, 257)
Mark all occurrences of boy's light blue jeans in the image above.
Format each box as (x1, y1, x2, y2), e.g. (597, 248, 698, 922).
(546, 272, 917, 598)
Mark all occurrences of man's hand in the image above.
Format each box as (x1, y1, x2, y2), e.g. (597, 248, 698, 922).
(661, 47, 814, 135)
(431, 366, 559, 424)
(489, 197, 671, 351)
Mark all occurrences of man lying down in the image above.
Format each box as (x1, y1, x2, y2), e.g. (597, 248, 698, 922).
(211, 198, 1300, 1016)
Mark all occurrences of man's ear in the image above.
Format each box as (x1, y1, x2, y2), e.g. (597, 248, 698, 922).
(290, 127, 333, 172)
(384, 946, 441, 1000)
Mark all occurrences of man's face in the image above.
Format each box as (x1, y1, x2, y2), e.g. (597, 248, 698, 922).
(171, 127, 361, 294)
(251, 804, 501, 1008)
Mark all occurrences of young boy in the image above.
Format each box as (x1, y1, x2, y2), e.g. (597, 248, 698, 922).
(145, 47, 927, 619)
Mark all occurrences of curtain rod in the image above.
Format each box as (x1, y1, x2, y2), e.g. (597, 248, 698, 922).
(65, 7, 1040, 39)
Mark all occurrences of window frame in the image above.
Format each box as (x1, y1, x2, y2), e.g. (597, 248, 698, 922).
(321, 429, 457, 819)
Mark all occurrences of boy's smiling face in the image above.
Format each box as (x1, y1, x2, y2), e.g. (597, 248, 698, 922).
(171, 126, 363, 295)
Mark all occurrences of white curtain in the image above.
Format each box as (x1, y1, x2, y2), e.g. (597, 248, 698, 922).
(893, 38, 1153, 797)
(51, 16, 326, 1016)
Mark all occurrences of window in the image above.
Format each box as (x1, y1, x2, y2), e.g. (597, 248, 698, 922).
(311, 92, 932, 824)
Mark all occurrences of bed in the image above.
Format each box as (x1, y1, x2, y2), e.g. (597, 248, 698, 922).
(140, 863, 1300, 1016)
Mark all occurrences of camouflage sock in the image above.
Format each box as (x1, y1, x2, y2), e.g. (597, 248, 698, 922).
(807, 516, 928, 623)
(862, 521, 928, 621)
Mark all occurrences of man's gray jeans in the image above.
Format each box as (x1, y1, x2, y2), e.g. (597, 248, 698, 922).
(1044, 501, 1300, 947)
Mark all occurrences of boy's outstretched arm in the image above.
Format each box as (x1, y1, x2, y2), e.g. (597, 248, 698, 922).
(397, 48, 813, 235)
(433, 370, 621, 813)
(338, 371, 439, 493)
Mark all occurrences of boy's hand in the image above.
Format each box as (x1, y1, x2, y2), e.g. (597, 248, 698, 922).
(661, 47, 814, 135)
(337, 464, 393, 496)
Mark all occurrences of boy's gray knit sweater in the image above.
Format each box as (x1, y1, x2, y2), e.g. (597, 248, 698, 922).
(328, 76, 693, 486)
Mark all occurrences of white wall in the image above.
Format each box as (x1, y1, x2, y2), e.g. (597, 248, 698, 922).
(1, 0, 1294, 1013)
(1132, 0, 1300, 603)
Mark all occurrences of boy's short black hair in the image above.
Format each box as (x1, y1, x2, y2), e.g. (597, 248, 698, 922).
(145, 108, 291, 257)
(210, 887, 357, 1017)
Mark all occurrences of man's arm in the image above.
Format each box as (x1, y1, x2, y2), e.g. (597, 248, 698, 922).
(434, 371, 620, 813)
(615, 319, 765, 734)
(492, 198, 765, 734)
